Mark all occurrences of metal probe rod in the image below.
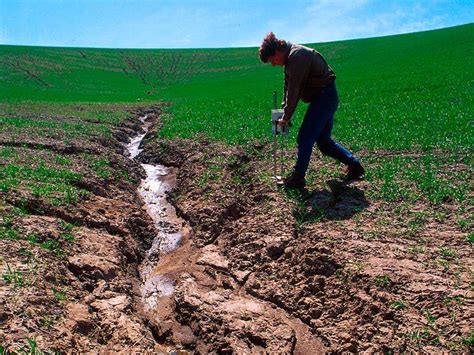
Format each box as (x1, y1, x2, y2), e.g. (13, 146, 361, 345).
(272, 91, 277, 178)
(273, 135, 277, 178)
(280, 134, 284, 177)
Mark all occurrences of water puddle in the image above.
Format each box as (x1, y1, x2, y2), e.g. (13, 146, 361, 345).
(125, 114, 184, 311)
(141, 274, 175, 310)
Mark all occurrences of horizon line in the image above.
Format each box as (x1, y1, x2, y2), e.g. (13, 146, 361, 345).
(0, 22, 472, 51)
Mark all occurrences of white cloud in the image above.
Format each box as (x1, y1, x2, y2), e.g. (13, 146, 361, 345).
(114, 5, 247, 48)
(307, 0, 369, 13)
(258, 0, 371, 44)
(265, 0, 451, 45)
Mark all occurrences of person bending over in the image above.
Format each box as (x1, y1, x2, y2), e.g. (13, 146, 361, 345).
(259, 32, 365, 188)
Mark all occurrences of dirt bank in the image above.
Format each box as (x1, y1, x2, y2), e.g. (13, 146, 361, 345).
(0, 106, 172, 352)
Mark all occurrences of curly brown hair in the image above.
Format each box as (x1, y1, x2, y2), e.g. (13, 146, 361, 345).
(259, 32, 288, 63)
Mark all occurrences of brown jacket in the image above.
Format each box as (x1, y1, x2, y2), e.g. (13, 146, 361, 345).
(283, 44, 336, 120)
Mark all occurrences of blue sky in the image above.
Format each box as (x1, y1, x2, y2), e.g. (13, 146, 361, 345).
(1, 0, 473, 48)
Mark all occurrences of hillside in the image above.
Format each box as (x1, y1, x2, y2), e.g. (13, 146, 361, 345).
(1, 24, 473, 147)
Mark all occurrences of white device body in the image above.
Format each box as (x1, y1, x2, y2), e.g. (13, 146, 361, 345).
(271, 109, 290, 136)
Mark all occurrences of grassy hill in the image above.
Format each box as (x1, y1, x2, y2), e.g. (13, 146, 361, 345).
(1, 23, 473, 204)
(1, 24, 472, 147)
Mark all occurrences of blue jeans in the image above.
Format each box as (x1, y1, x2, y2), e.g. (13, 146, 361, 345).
(294, 82, 359, 175)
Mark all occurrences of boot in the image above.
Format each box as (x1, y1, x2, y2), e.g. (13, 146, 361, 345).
(284, 170, 306, 189)
(345, 162, 365, 181)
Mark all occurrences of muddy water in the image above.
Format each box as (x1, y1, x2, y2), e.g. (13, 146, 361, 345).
(126, 115, 184, 312)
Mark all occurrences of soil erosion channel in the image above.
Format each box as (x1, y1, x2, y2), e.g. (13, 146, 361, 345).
(126, 115, 186, 312)
(125, 114, 326, 353)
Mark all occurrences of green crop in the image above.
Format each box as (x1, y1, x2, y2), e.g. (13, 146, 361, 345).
(0, 24, 472, 206)
(0, 163, 86, 205)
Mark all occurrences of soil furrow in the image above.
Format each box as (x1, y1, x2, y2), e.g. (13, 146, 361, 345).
(0, 140, 100, 155)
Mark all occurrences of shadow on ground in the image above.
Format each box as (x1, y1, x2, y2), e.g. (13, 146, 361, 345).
(287, 179, 369, 222)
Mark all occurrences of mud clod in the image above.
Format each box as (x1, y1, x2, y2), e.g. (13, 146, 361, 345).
(67, 303, 94, 334)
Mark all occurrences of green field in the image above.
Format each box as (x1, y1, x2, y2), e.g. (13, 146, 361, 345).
(0, 23, 473, 205)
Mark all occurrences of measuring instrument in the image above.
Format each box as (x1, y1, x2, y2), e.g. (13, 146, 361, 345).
(271, 91, 290, 184)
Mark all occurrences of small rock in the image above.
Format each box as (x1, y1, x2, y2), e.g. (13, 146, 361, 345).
(0, 305, 9, 323)
(310, 308, 322, 319)
(155, 320, 173, 337)
(92, 295, 130, 313)
(342, 341, 357, 352)
(310, 319, 324, 328)
(172, 325, 197, 346)
(339, 332, 352, 342)
(84, 294, 96, 304)
(284, 247, 294, 258)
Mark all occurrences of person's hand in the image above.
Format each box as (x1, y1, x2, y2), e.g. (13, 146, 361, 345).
(278, 116, 289, 126)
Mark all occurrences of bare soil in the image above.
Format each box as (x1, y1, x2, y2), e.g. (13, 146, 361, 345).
(139, 133, 473, 353)
(1, 107, 472, 353)
(0, 107, 170, 352)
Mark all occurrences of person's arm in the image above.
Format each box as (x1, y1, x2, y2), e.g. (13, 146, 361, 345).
(280, 52, 311, 124)
(282, 69, 288, 108)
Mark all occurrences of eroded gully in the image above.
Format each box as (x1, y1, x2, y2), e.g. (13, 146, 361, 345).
(125, 114, 187, 317)
(123, 113, 327, 353)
